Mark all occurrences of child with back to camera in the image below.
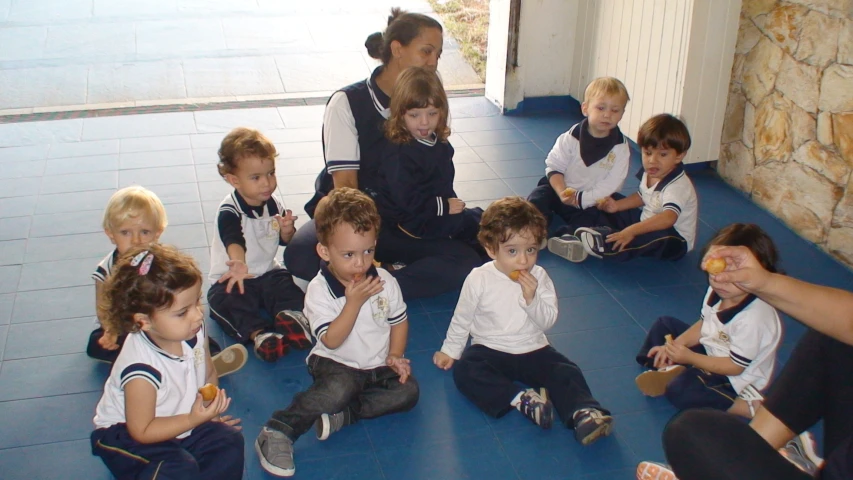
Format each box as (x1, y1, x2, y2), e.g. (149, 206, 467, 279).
(373, 66, 482, 247)
(207, 127, 312, 363)
(90, 244, 244, 480)
(88, 186, 247, 377)
(433, 197, 614, 446)
(551, 114, 698, 263)
(256, 188, 418, 477)
(528, 77, 631, 258)
(634, 223, 782, 418)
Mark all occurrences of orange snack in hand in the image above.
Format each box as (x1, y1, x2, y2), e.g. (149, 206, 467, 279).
(198, 383, 218, 402)
(563, 187, 576, 197)
(702, 257, 727, 275)
(353, 273, 364, 282)
(509, 270, 521, 281)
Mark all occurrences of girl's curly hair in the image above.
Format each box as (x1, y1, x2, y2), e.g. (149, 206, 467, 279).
(98, 244, 202, 335)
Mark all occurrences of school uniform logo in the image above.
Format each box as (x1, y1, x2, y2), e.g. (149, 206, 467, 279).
(193, 346, 205, 367)
(649, 192, 663, 210)
(373, 296, 390, 322)
(599, 152, 617, 171)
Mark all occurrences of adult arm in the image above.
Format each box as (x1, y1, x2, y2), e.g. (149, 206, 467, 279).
(323, 92, 360, 190)
(709, 246, 853, 345)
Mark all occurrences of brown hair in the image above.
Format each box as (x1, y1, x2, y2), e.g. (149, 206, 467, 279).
(637, 114, 692, 154)
(364, 7, 443, 65)
(99, 244, 202, 335)
(385, 66, 450, 143)
(584, 77, 630, 104)
(701, 223, 780, 274)
(477, 197, 548, 253)
(217, 127, 278, 177)
(102, 186, 168, 232)
(315, 187, 381, 246)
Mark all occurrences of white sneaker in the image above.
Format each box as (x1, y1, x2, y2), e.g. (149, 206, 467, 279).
(547, 235, 588, 262)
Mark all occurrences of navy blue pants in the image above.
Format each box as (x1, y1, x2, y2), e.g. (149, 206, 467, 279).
(452, 344, 607, 427)
(91, 421, 244, 480)
(566, 193, 688, 262)
(527, 176, 602, 233)
(637, 316, 737, 411)
(207, 268, 304, 341)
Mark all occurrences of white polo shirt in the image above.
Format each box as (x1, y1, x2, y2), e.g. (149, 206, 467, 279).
(304, 264, 407, 370)
(439, 262, 559, 359)
(698, 287, 781, 394)
(93, 326, 208, 439)
(638, 164, 698, 251)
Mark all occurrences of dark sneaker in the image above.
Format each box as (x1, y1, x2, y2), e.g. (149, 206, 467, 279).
(779, 432, 823, 477)
(255, 427, 295, 477)
(575, 227, 613, 259)
(573, 407, 613, 445)
(635, 365, 686, 397)
(636, 461, 678, 479)
(212, 343, 248, 378)
(516, 388, 554, 429)
(315, 410, 351, 441)
(275, 310, 312, 350)
(254, 331, 289, 362)
(547, 234, 588, 262)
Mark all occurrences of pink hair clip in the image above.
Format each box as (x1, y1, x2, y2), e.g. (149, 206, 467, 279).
(129, 250, 154, 275)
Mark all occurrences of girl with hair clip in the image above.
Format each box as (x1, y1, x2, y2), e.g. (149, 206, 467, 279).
(374, 66, 483, 254)
(90, 244, 244, 480)
(285, 7, 482, 299)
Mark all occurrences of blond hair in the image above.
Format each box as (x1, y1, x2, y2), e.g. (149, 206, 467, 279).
(583, 77, 630, 104)
(102, 186, 168, 232)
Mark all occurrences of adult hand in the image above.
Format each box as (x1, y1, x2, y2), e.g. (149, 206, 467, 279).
(448, 198, 465, 214)
(704, 245, 772, 294)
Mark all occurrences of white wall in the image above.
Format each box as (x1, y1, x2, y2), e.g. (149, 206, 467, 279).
(488, 0, 742, 164)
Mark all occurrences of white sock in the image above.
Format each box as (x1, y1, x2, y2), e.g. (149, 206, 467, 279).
(510, 390, 525, 408)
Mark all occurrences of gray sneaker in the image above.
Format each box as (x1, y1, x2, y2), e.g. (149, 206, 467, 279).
(547, 235, 588, 262)
(779, 432, 823, 477)
(255, 427, 295, 477)
(573, 407, 614, 445)
(315, 411, 350, 440)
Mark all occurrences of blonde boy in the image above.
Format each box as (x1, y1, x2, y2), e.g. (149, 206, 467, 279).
(529, 77, 631, 261)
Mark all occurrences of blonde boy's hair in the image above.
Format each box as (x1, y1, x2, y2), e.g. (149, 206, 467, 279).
(102, 186, 168, 232)
(583, 77, 630, 104)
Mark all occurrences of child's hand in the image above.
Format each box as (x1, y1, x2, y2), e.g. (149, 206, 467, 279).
(648, 345, 673, 369)
(189, 388, 232, 426)
(98, 330, 120, 350)
(212, 414, 243, 431)
(219, 260, 254, 294)
(386, 354, 411, 383)
(516, 269, 538, 305)
(606, 230, 635, 252)
(598, 196, 618, 213)
(448, 198, 466, 214)
(274, 210, 298, 242)
(433, 351, 455, 370)
(560, 189, 578, 207)
(663, 342, 693, 365)
(345, 274, 384, 307)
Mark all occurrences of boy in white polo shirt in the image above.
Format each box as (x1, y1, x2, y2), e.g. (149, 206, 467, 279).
(255, 188, 418, 478)
(433, 197, 613, 446)
(552, 114, 698, 263)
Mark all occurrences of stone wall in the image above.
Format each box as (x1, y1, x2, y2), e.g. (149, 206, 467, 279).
(719, 0, 853, 266)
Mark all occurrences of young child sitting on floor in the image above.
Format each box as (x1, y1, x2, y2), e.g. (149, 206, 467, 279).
(208, 127, 312, 362)
(527, 76, 631, 254)
(91, 244, 244, 480)
(635, 223, 782, 418)
(549, 114, 697, 263)
(255, 188, 419, 477)
(433, 196, 613, 445)
(88, 185, 246, 377)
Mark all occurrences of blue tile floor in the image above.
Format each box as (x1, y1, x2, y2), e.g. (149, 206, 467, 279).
(0, 96, 850, 479)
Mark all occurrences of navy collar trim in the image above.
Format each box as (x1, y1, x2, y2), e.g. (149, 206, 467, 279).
(706, 291, 758, 325)
(416, 133, 438, 147)
(571, 119, 626, 167)
(231, 190, 277, 218)
(320, 261, 380, 299)
(367, 66, 391, 118)
(140, 329, 199, 361)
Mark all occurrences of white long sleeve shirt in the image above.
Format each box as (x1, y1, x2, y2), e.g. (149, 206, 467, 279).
(544, 121, 630, 209)
(439, 262, 559, 359)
